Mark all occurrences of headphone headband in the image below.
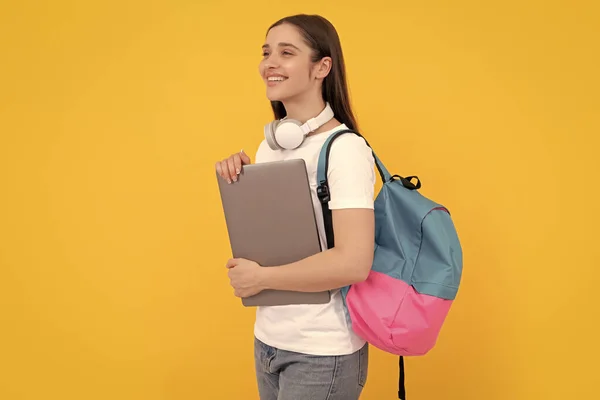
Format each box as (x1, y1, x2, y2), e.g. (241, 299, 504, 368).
(301, 103, 335, 134)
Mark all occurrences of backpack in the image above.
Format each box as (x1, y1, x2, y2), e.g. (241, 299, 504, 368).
(316, 129, 463, 400)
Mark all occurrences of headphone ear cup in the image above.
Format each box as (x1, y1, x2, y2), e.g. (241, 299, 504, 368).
(264, 120, 281, 150)
(274, 119, 306, 150)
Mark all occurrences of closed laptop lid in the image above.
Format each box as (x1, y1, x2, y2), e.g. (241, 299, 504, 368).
(216, 158, 330, 306)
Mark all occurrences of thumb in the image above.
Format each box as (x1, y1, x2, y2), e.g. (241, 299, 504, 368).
(226, 258, 238, 269)
(239, 149, 251, 165)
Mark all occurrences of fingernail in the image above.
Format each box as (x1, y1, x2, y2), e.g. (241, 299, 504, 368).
(227, 179, 231, 184)
(236, 168, 240, 174)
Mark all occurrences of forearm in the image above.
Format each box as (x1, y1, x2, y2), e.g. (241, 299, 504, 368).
(260, 247, 370, 293)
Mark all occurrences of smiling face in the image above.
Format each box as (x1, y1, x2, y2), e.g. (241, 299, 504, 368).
(259, 23, 326, 105)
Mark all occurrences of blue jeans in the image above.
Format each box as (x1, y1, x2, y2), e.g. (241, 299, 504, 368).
(254, 337, 369, 400)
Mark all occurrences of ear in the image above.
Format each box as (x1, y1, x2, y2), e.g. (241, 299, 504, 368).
(314, 57, 333, 79)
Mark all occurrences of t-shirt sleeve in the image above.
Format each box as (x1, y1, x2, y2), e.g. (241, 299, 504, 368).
(326, 134, 376, 210)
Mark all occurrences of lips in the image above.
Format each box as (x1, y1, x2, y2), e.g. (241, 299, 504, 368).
(266, 75, 288, 87)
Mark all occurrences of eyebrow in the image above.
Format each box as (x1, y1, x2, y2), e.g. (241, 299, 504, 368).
(262, 42, 301, 51)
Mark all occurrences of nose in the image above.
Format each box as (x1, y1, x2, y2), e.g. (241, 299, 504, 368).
(263, 57, 278, 70)
(262, 51, 281, 70)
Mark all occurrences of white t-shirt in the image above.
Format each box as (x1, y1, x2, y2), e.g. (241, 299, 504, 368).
(253, 123, 376, 356)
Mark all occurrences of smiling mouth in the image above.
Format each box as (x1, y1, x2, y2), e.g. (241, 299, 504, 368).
(267, 76, 288, 84)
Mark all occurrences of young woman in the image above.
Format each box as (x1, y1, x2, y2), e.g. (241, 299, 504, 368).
(215, 14, 376, 400)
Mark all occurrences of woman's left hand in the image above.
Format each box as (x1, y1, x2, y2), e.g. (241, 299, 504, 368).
(226, 258, 266, 298)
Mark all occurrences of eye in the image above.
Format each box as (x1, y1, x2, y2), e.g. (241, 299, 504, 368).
(282, 50, 293, 56)
(262, 51, 270, 57)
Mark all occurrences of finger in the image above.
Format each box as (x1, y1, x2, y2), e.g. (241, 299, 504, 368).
(215, 161, 223, 179)
(220, 160, 231, 183)
(232, 153, 242, 176)
(239, 149, 251, 165)
(226, 258, 238, 268)
(227, 157, 237, 181)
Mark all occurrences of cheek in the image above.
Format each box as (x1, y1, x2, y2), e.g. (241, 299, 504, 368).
(287, 63, 309, 84)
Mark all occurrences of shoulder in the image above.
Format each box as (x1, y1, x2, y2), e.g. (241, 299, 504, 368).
(255, 139, 273, 163)
(327, 131, 374, 170)
(330, 131, 369, 147)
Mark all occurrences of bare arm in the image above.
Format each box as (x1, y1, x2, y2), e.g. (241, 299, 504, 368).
(259, 208, 375, 292)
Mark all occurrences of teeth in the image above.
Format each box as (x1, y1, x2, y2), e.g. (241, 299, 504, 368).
(268, 76, 286, 81)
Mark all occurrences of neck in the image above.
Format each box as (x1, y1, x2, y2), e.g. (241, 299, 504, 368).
(283, 96, 326, 123)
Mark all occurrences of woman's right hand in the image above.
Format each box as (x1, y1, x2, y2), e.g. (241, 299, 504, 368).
(215, 149, 252, 183)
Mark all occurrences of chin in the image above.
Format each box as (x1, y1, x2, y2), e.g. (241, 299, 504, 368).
(266, 85, 301, 103)
(266, 89, 286, 102)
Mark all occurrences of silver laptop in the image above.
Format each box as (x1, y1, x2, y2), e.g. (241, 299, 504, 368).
(216, 158, 331, 306)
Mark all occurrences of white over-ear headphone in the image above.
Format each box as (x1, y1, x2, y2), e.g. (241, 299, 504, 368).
(264, 102, 334, 150)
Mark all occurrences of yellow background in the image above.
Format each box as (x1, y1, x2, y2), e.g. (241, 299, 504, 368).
(1, 1, 598, 399)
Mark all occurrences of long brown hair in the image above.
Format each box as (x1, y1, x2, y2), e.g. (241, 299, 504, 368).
(266, 14, 359, 132)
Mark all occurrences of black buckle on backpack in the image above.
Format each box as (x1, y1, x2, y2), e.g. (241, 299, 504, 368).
(317, 182, 330, 203)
